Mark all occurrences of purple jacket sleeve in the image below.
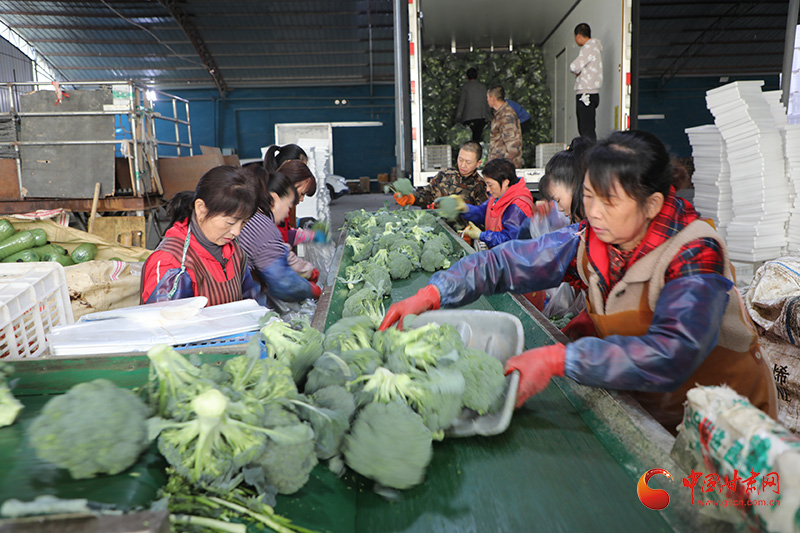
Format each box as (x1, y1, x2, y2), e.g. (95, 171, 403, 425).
(462, 201, 488, 226)
(429, 224, 581, 307)
(480, 204, 528, 248)
(564, 273, 732, 392)
(255, 251, 315, 302)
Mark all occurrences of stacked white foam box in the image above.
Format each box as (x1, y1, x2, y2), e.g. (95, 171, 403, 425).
(785, 124, 800, 251)
(705, 81, 790, 261)
(685, 124, 732, 240)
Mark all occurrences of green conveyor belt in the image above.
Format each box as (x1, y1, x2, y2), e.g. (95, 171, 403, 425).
(0, 221, 684, 532)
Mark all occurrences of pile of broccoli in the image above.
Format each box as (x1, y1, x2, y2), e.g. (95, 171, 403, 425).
(302, 315, 508, 490)
(0, 362, 22, 428)
(340, 207, 465, 324)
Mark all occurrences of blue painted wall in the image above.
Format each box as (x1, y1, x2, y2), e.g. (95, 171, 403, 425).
(152, 84, 396, 180)
(637, 75, 781, 158)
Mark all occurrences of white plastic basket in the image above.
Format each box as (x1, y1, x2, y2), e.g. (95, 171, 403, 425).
(0, 263, 74, 359)
(535, 142, 568, 168)
(423, 145, 452, 171)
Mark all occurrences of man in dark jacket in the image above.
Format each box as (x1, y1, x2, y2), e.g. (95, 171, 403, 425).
(455, 68, 491, 142)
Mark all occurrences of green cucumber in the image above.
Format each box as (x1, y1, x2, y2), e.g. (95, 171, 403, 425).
(29, 228, 47, 247)
(32, 244, 67, 257)
(71, 243, 98, 263)
(2, 249, 39, 263)
(47, 254, 75, 266)
(0, 231, 35, 260)
(0, 220, 14, 242)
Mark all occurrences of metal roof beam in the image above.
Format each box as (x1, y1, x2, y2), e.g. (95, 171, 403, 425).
(157, 0, 226, 96)
(0, 9, 166, 18)
(658, 1, 761, 87)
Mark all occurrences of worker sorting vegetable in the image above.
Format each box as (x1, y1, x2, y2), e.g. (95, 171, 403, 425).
(140, 165, 264, 306)
(381, 129, 778, 431)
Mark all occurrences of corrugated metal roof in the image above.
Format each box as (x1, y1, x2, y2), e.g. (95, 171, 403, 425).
(0, 0, 792, 92)
(0, 0, 395, 92)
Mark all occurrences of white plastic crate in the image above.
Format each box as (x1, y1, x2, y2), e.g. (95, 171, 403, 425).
(535, 142, 568, 168)
(0, 263, 74, 359)
(423, 145, 452, 171)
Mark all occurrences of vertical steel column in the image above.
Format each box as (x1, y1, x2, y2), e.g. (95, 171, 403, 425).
(630, 0, 640, 130)
(172, 98, 180, 156)
(782, 0, 800, 107)
(186, 101, 193, 156)
(393, 0, 411, 174)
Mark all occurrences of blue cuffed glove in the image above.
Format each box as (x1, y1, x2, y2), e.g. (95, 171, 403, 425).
(313, 231, 331, 244)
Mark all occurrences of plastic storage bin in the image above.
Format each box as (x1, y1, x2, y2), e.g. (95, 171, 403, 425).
(535, 142, 568, 168)
(412, 309, 524, 437)
(0, 263, 74, 359)
(423, 145, 452, 170)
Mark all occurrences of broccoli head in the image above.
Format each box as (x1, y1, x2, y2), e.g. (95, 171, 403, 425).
(455, 347, 507, 415)
(150, 388, 313, 492)
(420, 249, 450, 272)
(388, 251, 413, 280)
(343, 401, 433, 490)
(323, 315, 376, 354)
(260, 317, 324, 383)
(362, 262, 392, 297)
(253, 406, 318, 494)
(28, 379, 150, 479)
(345, 234, 374, 262)
(342, 287, 385, 327)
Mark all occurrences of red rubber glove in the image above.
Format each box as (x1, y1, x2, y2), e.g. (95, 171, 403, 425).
(310, 282, 322, 300)
(308, 268, 320, 283)
(394, 193, 415, 207)
(379, 285, 441, 331)
(560, 309, 596, 341)
(504, 343, 566, 408)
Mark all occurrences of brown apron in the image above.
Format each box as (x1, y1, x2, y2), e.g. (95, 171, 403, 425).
(586, 283, 776, 432)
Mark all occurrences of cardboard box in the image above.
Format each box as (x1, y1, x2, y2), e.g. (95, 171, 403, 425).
(359, 176, 370, 193)
(0, 158, 20, 200)
(157, 153, 226, 200)
(377, 173, 389, 183)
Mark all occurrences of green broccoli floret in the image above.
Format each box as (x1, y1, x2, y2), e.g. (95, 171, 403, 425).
(395, 237, 421, 259)
(312, 385, 357, 422)
(388, 250, 413, 280)
(338, 262, 367, 290)
(416, 212, 438, 227)
(223, 352, 298, 406)
(304, 348, 383, 394)
(253, 407, 318, 494)
(345, 234, 374, 262)
(0, 363, 22, 428)
(146, 344, 210, 417)
(455, 347, 507, 415)
(390, 177, 415, 196)
(343, 401, 433, 490)
(260, 317, 324, 383)
(434, 196, 462, 221)
(342, 287, 385, 327)
(323, 316, 376, 353)
(368, 248, 391, 270)
(28, 379, 150, 479)
(420, 249, 450, 272)
(375, 323, 462, 371)
(351, 366, 464, 440)
(375, 232, 400, 252)
(150, 388, 313, 492)
(362, 262, 392, 297)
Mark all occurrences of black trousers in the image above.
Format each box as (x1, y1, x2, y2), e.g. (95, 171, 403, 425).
(463, 119, 487, 143)
(576, 93, 599, 141)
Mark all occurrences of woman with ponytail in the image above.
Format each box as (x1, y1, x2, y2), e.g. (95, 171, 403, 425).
(238, 166, 322, 304)
(140, 166, 262, 306)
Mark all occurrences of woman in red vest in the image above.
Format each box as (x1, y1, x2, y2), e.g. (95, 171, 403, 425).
(140, 166, 263, 307)
(380, 130, 776, 432)
(459, 158, 534, 248)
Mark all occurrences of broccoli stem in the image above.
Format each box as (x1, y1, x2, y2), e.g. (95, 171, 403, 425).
(204, 496, 317, 533)
(170, 513, 246, 533)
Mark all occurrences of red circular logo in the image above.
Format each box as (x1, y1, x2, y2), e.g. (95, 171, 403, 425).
(637, 468, 672, 510)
